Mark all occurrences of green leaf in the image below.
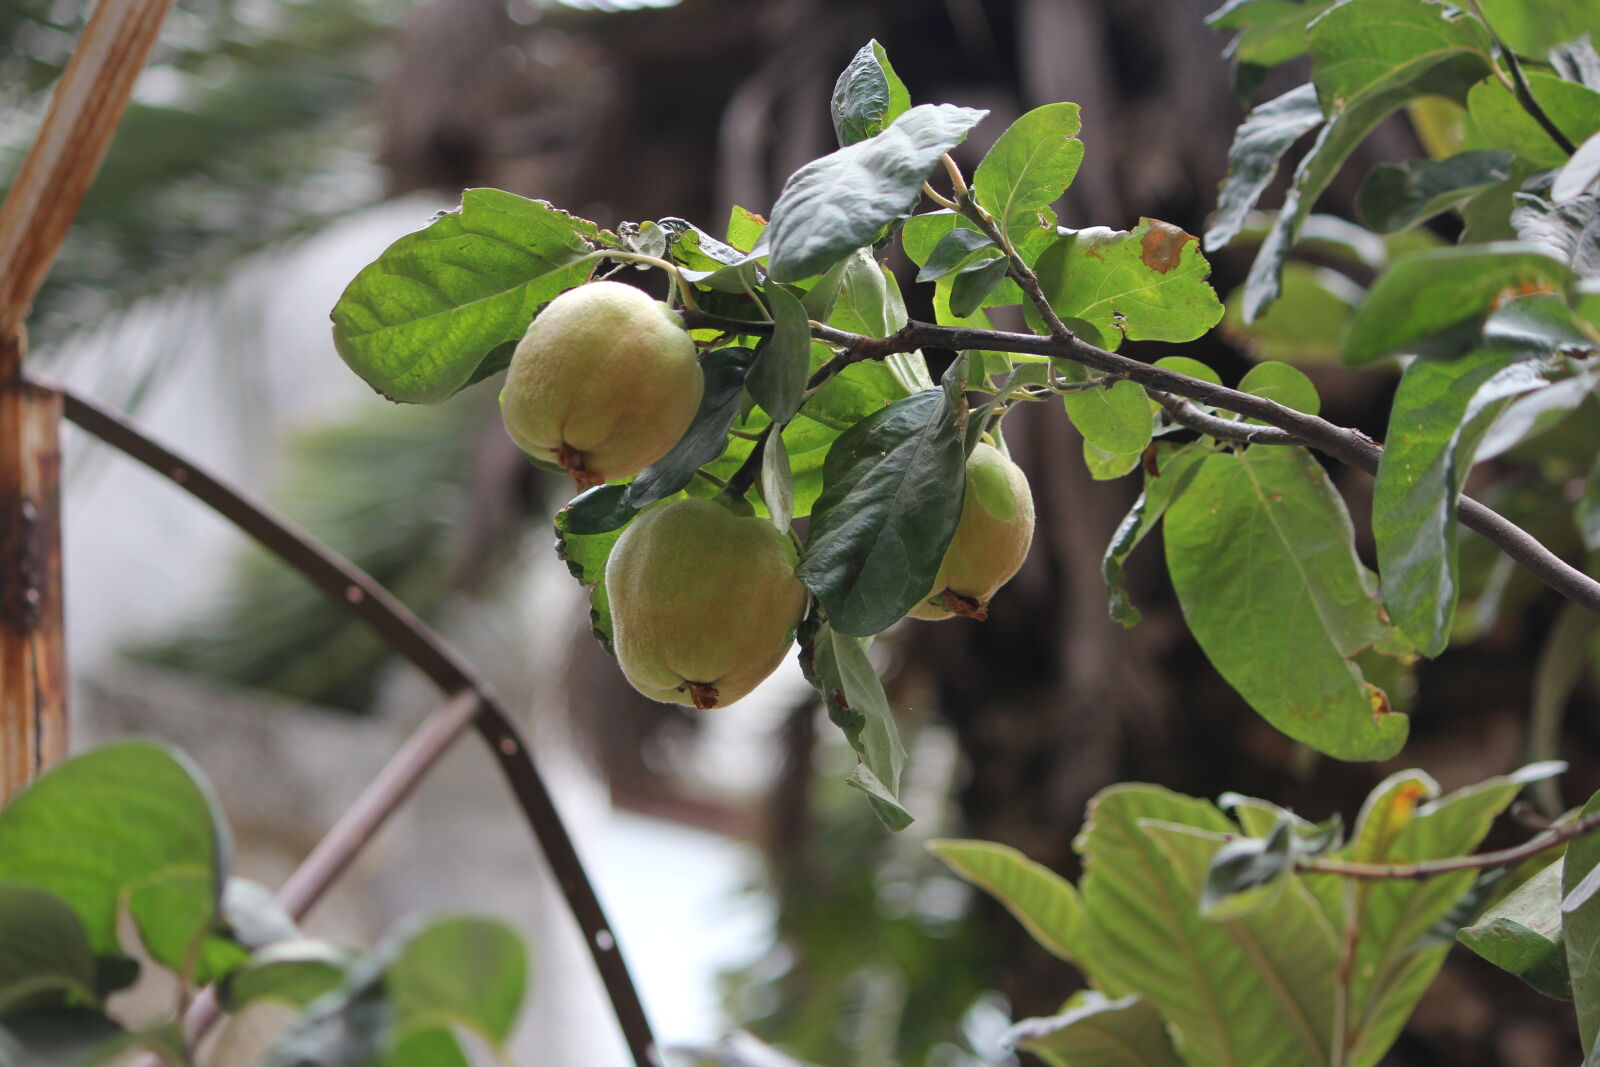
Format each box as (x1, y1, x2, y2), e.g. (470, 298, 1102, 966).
(1206, 0, 1338, 67)
(1102, 443, 1209, 627)
(1477, 0, 1600, 57)
(766, 104, 986, 283)
(1033, 219, 1225, 348)
(1064, 380, 1153, 454)
(746, 286, 812, 424)
(972, 102, 1085, 244)
(1373, 349, 1549, 655)
(1342, 243, 1576, 365)
(1457, 858, 1571, 999)
(1325, 768, 1533, 1066)
(915, 228, 994, 282)
(1141, 820, 1339, 1062)
(0, 741, 228, 973)
(1241, 0, 1493, 319)
(330, 190, 599, 403)
(0, 883, 97, 1014)
(1207, 84, 1325, 252)
(0, 1011, 176, 1067)
(830, 40, 910, 147)
(630, 346, 758, 507)
(799, 618, 912, 830)
(927, 839, 1087, 965)
(797, 389, 966, 636)
(388, 917, 526, 1048)
(672, 1032, 820, 1067)
(1076, 785, 1333, 1066)
(1238, 360, 1320, 419)
(1581, 452, 1600, 552)
(947, 255, 1010, 318)
(1223, 263, 1363, 365)
(1357, 150, 1516, 233)
(759, 431, 794, 532)
(1083, 440, 1145, 482)
(1466, 72, 1600, 170)
(222, 941, 354, 1011)
(1565, 789, 1600, 1055)
(1005, 993, 1184, 1067)
(1164, 447, 1408, 761)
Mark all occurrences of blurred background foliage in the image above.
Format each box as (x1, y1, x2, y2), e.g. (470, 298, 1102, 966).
(6, 1, 1598, 1064)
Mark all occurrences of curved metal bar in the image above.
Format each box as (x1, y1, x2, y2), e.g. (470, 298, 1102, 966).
(40, 376, 658, 1067)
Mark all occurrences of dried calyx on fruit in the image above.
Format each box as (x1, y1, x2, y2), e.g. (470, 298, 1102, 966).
(908, 441, 1034, 621)
(500, 280, 703, 488)
(605, 497, 809, 709)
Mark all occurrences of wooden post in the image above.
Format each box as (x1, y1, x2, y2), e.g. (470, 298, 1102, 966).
(0, 334, 65, 799)
(0, 0, 175, 795)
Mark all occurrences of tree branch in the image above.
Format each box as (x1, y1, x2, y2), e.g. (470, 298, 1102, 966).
(36, 376, 659, 1067)
(680, 310, 1600, 619)
(1300, 808, 1600, 880)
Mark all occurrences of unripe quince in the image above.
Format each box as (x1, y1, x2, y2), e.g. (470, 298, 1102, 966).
(500, 281, 703, 488)
(606, 497, 810, 709)
(907, 441, 1034, 621)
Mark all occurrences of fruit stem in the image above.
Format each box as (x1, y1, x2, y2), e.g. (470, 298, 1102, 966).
(582, 249, 702, 313)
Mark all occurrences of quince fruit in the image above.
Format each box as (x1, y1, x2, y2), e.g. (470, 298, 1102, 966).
(501, 281, 703, 488)
(606, 497, 809, 709)
(907, 441, 1033, 621)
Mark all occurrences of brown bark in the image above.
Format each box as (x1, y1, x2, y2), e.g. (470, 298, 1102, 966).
(0, 352, 66, 800)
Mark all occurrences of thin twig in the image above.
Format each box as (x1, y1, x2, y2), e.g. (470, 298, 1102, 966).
(1466, 0, 1579, 157)
(1300, 809, 1600, 880)
(723, 422, 775, 499)
(678, 310, 1600, 619)
(38, 377, 660, 1067)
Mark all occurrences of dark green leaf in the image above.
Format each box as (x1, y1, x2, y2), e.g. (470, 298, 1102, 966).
(0, 1011, 170, 1067)
(1564, 789, 1600, 1054)
(766, 104, 987, 282)
(1103, 443, 1208, 627)
(1165, 447, 1408, 760)
(331, 191, 599, 403)
(0, 742, 228, 973)
(798, 617, 912, 830)
(1033, 219, 1225, 348)
(1358, 151, 1515, 233)
(1457, 859, 1570, 999)
(1005, 993, 1184, 1067)
(558, 484, 636, 538)
(830, 40, 910, 147)
(972, 102, 1085, 244)
(915, 228, 994, 282)
(1581, 453, 1600, 552)
(1374, 349, 1549, 656)
(1207, 0, 1338, 67)
(1207, 84, 1325, 251)
(1241, 1, 1493, 319)
(746, 286, 812, 424)
(1343, 243, 1576, 365)
(0, 883, 96, 1014)
(797, 389, 966, 636)
(630, 347, 758, 507)
(1064, 380, 1153, 454)
(947, 255, 1010, 318)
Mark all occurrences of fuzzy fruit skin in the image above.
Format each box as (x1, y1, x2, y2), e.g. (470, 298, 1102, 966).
(500, 281, 703, 485)
(606, 498, 810, 708)
(907, 442, 1034, 621)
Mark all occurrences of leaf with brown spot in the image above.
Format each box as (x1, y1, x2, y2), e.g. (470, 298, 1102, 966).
(1029, 218, 1224, 350)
